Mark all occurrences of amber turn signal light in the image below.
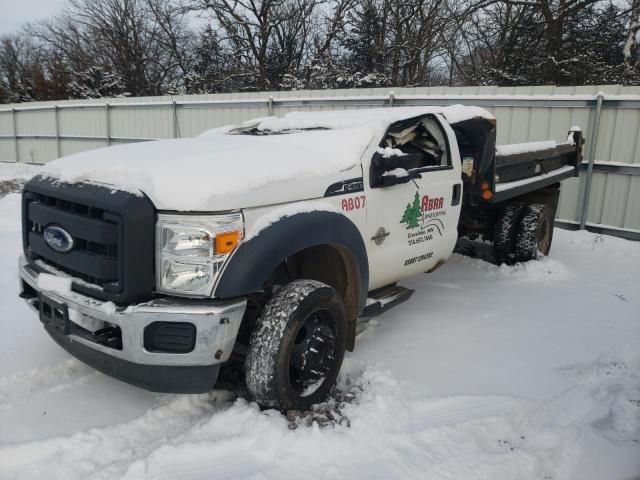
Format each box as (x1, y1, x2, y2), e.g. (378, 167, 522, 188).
(215, 231, 241, 254)
(480, 181, 490, 190)
(482, 190, 493, 200)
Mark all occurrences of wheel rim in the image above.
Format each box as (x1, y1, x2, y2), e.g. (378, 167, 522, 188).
(538, 217, 551, 255)
(289, 309, 337, 397)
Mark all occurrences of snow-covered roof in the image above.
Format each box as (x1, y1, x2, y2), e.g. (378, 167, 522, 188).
(40, 106, 494, 211)
(221, 105, 494, 134)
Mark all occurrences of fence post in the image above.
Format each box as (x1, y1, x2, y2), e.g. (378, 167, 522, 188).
(389, 91, 395, 107)
(54, 105, 61, 158)
(579, 92, 604, 230)
(172, 99, 178, 138)
(11, 107, 19, 162)
(268, 96, 274, 116)
(105, 103, 111, 146)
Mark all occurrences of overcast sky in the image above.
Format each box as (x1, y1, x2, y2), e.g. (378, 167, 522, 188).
(0, 0, 209, 36)
(0, 0, 68, 35)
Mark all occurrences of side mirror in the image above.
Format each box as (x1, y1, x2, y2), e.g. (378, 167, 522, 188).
(371, 151, 423, 187)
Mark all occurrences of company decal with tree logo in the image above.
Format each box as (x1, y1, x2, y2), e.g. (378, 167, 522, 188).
(400, 191, 446, 248)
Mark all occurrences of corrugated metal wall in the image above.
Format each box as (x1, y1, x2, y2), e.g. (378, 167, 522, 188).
(1, 85, 639, 237)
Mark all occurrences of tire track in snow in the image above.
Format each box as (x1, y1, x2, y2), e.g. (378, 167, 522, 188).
(111, 370, 581, 480)
(0, 391, 234, 480)
(0, 367, 586, 480)
(0, 359, 98, 408)
(405, 395, 529, 430)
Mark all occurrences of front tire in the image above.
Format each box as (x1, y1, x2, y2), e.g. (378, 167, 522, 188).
(245, 279, 347, 411)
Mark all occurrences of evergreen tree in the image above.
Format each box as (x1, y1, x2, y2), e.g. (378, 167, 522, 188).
(558, 3, 635, 84)
(68, 66, 125, 99)
(401, 192, 422, 229)
(185, 26, 238, 94)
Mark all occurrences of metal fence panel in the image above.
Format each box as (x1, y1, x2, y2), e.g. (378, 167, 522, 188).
(0, 85, 639, 238)
(0, 139, 14, 160)
(597, 107, 640, 165)
(59, 105, 107, 138)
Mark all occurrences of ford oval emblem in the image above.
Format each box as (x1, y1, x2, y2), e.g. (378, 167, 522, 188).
(43, 225, 74, 253)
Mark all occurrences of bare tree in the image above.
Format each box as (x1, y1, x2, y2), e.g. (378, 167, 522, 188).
(451, 3, 544, 85)
(624, 0, 640, 69)
(29, 0, 190, 97)
(191, 0, 324, 90)
(2, 0, 638, 102)
(496, 0, 602, 83)
(340, 0, 468, 87)
(0, 33, 65, 102)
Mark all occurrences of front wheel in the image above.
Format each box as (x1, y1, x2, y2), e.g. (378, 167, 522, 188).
(245, 279, 347, 411)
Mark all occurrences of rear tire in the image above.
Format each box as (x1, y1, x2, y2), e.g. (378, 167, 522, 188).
(515, 203, 553, 262)
(493, 203, 524, 265)
(245, 279, 347, 411)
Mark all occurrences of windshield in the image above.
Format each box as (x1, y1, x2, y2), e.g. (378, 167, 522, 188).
(228, 126, 330, 136)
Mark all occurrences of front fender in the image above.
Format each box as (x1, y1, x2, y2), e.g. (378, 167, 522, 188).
(214, 210, 369, 313)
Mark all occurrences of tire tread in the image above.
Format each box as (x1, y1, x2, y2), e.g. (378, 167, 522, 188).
(493, 202, 524, 265)
(245, 279, 341, 409)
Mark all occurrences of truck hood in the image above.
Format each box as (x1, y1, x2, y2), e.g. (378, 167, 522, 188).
(40, 128, 372, 211)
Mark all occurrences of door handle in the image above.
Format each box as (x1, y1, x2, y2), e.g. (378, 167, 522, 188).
(452, 183, 462, 206)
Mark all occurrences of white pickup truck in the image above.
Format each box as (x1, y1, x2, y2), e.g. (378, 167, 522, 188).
(18, 106, 583, 410)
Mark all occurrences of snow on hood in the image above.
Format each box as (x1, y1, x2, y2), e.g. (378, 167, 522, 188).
(41, 128, 372, 211)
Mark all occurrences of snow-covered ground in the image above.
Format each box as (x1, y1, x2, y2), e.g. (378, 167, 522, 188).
(0, 162, 41, 183)
(0, 163, 638, 480)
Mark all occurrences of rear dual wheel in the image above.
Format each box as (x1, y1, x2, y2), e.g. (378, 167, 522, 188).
(493, 202, 523, 265)
(515, 204, 553, 262)
(493, 202, 553, 265)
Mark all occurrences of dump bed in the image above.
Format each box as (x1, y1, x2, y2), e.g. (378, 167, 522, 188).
(452, 117, 583, 207)
(491, 131, 583, 203)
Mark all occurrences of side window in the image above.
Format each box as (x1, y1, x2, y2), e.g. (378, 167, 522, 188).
(382, 116, 450, 170)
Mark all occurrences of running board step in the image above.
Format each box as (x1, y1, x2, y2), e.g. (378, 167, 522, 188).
(361, 284, 414, 318)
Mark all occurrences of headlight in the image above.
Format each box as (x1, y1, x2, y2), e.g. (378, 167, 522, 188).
(156, 213, 243, 297)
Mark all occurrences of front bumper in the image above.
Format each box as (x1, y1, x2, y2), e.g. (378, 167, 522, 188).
(19, 256, 247, 393)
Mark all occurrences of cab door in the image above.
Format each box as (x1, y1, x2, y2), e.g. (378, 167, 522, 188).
(364, 114, 462, 290)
